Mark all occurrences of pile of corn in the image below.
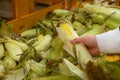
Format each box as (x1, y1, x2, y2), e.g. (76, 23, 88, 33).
(0, 2, 120, 80)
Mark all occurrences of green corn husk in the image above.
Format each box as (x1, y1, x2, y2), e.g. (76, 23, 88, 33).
(20, 28, 38, 37)
(26, 71, 40, 80)
(51, 36, 63, 49)
(7, 38, 28, 51)
(83, 4, 120, 29)
(0, 19, 12, 38)
(40, 19, 52, 28)
(56, 22, 78, 57)
(76, 43, 93, 70)
(0, 65, 5, 77)
(0, 60, 3, 65)
(4, 68, 25, 80)
(3, 55, 16, 70)
(91, 13, 105, 24)
(56, 22, 92, 69)
(5, 42, 23, 61)
(50, 37, 64, 60)
(37, 22, 53, 36)
(43, 46, 64, 61)
(77, 27, 90, 36)
(33, 35, 52, 51)
(61, 58, 89, 80)
(80, 24, 106, 37)
(33, 35, 49, 46)
(74, 9, 87, 24)
(91, 13, 120, 30)
(31, 76, 81, 80)
(83, 3, 120, 16)
(73, 21, 84, 31)
(59, 63, 73, 76)
(28, 60, 47, 76)
(72, 21, 90, 36)
(43, 36, 64, 60)
(0, 43, 4, 59)
(4, 61, 30, 80)
(53, 9, 73, 17)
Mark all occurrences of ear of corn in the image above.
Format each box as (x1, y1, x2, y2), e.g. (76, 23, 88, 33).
(56, 22, 92, 70)
(7, 38, 28, 51)
(44, 37, 64, 60)
(59, 63, 74, 76)
(28, 60, 47, 76)
(48, 43, 63, 60)
(63, 45, 75, 57)
(56, 22, 78, 57)
(0, 43, 4, 59)
(0, 65, 5, 77)
(60, 22, 78, 38)
(91, 13, 120, 30)
(37, 34, 44, 40)
(62, 58, 89, 80)
(33, 35, 52, 51)
(0, 19, 12, 38)
(106, 54, 120, 62)
(4, 61, 30, 80)
(40, 19, 52, 28)
(5, 42, 23, 61)
(91, 13, 105, 24)
(20, 28, 38, 37)
(37, 22, 53, 36)
(83, 4, 120, 29)
(60, 22, 76, 38)
(76, 43, 93, 70)
(73, 21, 90, 36)
(80, 24, 106, 37)
(53, 9, 72, 17)
(33, 35, 48, 47)
(3, 55, 16, 70)
(73, 21, 84, 31)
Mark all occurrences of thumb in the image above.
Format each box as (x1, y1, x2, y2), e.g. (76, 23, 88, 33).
(89, 48, 99, 56)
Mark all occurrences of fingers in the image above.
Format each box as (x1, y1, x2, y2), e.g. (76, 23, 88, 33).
(70, 36, 92, 44)
(70, 37, 100, 56)
(70, 38, 84, 44)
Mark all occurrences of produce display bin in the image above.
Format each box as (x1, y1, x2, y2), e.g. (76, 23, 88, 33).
(1, 0, 120, 80)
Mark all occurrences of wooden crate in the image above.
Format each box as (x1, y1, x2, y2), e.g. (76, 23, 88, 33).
(12, 0, 34, 19)
(7, 2, 65, 34)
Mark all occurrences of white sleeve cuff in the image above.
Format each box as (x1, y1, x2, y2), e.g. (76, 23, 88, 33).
(96, 28, 120, 54)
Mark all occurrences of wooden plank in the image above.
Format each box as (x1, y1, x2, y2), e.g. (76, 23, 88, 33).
(35, 0, 61, 6)
(85, 0, 93, 2)
(35, 0, 53, 5)
(29, 0, 35, 13)
(12, 0, 29, 18)
(7, 2, 64, 34)
(115, 0, 120, 6)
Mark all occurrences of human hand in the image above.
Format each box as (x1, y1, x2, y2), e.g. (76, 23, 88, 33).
(70, 35, 100, 56)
